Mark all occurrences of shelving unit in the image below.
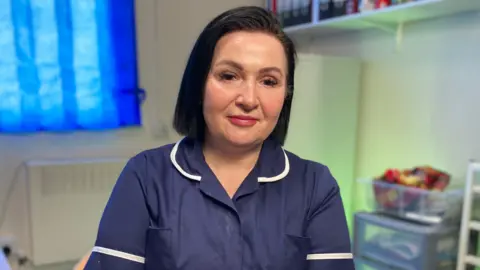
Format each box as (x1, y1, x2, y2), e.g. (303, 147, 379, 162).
(284, 0, 480, 41)
(457, 162, 480, 269)
(266, 0, 480, 269)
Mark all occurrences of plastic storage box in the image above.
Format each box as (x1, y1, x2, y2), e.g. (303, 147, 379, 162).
(353, 212, 461, 270)
(357, 178, 464, 225)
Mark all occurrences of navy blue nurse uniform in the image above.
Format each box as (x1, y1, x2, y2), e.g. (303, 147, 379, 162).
(85, 137, 355, 270)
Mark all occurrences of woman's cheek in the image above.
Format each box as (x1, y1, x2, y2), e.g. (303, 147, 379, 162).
(262, 94, 285, 119)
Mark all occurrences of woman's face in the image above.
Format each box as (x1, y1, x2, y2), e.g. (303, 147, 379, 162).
(203, 31, 288, 148)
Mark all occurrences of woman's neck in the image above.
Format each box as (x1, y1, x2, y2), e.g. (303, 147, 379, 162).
(202, 136, 262, 174)
(202, 136, 263, 198)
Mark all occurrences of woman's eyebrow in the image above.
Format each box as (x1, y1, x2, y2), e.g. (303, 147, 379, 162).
(215, 59, 243, 70)
(259, 67, 283, 76)
(215, 59, 283, 76)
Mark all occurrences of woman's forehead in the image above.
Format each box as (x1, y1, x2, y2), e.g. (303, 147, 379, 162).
(211, 31, 287, 71)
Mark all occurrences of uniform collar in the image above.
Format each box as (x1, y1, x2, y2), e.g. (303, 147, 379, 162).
(170, 137, 290, 182)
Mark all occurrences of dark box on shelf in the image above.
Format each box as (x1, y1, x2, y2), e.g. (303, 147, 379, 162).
(332, 0, 348, 17)
(280, 3, 313, 28)
(318, 0, 332, 20)
(332, 0, 358, 17)
(320, 0, 358, 20)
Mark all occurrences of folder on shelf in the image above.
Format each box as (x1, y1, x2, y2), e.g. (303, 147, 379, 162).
(277, 0, 313, 27)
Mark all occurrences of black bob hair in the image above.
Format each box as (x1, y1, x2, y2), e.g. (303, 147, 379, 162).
(172, 6, 297, 145)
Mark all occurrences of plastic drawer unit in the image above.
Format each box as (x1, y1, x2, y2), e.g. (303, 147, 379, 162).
(355, 256, 397, 270)
(353, 212, 459, 270)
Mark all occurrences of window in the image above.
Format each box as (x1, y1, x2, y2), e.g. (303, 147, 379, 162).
(0, 0, 143, 133)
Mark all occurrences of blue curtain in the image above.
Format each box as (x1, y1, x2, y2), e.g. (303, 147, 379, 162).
(0, 0, 142, 133)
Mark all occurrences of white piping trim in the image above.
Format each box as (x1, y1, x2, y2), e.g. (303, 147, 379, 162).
(306, 253, 353, 260)
(170, 138, 289, 182)
(170, 139, 202, 181)
(257, 149, 290, 182)
(92, 246, 145, 264)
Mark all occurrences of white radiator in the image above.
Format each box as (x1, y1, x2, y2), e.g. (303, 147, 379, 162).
(25, 158, 128, 266)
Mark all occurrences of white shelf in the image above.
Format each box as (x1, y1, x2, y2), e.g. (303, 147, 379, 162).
(466, 255, 480, 267)
(284, 0, 480, 41)
(469, 220, 480, 231)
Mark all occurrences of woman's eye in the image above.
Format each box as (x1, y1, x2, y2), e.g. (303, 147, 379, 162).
(262, 78, 278, 87)
(219, 73, 237, 81)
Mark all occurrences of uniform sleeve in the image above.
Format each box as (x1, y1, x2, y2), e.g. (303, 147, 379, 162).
(85, 157, 149, 270)
(306, 166, 355, 270)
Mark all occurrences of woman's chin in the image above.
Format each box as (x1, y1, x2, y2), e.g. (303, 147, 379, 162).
(224, 135, 262, 148)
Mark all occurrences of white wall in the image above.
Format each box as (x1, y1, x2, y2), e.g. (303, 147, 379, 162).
(354, 12, 480, 209)
(286, 54, 361, 231)
(0, 0, 263, 257)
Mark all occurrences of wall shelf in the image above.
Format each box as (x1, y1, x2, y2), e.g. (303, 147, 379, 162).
(284, 0, 480, 41)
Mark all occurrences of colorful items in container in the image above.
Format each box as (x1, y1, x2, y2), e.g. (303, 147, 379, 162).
(373, 166, 451, 214)
(377, 166, 450, 191)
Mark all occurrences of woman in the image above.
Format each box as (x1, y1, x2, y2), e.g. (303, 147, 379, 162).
(85, 6, 354, 270)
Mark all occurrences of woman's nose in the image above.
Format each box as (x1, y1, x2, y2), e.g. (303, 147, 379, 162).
(236, 81, 259, 110)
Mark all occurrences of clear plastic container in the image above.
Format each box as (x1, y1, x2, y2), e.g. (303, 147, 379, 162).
(356, 178, 464, 225)
(353, 212, 460, 270)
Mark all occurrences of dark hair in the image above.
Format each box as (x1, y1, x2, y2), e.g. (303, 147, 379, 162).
(173, 6, 296, 145)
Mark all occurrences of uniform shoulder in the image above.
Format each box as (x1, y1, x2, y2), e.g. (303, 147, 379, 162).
(283, 150, 341, 216)
(283, 150, 328, 175)
(131, 142, 174, 159)
(284, 149, 338, 188)
(125, 142, 176, 172)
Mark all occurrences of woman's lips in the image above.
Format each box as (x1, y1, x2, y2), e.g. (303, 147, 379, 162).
(228, 115, 258, 127)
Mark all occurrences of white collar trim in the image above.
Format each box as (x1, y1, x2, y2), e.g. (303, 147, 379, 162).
(170, 138, 289, 182)
(170, 139, 202, 181)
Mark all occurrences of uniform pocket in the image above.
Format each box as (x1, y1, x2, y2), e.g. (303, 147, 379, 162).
(282, 234, 311, 270)
(145, 228, 175, 270)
